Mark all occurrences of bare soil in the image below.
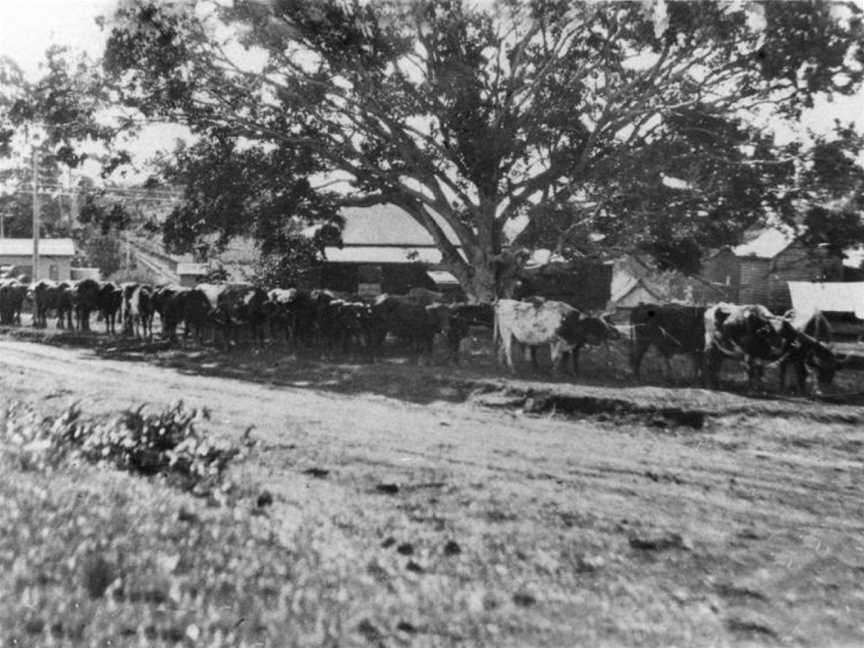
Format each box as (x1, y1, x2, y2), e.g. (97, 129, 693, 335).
(1, 327, 864, 647)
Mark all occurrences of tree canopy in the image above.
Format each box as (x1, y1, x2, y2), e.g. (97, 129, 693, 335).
(100, 0, 864, 299)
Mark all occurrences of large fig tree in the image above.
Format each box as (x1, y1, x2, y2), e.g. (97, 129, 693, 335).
(101, 0, 864, 300)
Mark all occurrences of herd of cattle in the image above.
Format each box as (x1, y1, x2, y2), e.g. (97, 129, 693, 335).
(0, 275, 850, 396)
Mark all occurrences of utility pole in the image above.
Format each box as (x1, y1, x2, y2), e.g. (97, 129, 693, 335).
(32, 147, 40, 281)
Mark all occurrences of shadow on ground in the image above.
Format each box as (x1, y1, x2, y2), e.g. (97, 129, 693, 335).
(2, 325, 864, 427)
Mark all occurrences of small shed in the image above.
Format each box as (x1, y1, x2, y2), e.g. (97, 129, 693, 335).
(610, 275, 664, 310)
(70, 267, 101, 281)
(177, 263, 210, 287)
(734, 228, 844, 313)
(0, 238, 76, 281)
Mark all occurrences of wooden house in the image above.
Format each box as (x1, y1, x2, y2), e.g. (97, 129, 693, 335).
(0, 238, 76, 281)
(318, 205, 465, 297)
(733, 228, 844, 313)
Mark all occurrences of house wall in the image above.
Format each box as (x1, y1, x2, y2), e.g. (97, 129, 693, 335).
(517, 260, 612, 312)
(319, 262, 438, 295)
(180, 274, 206, 288)
(0, 255, 72, 281)
(698, 249, 740, 303)
(738, 243, 845, 313)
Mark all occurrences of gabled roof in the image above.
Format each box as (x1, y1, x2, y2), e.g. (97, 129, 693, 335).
(733, 228, 797, 259)
(0, 238, 76, 256)
(610, 275, 663, 303)
(177, 263, 209, 275)
(339, 205, 461, 247)
(324, 246, 445, 264)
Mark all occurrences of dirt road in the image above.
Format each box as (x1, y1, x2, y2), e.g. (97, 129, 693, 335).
(2, 337, 864, 647)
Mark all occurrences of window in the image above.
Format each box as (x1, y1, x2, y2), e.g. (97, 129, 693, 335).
(49, 264, 58, 280)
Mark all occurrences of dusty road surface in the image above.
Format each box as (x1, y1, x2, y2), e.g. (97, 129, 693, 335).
(2, 336, 864, 647)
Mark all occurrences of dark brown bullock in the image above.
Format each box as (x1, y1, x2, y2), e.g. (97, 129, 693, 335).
(73, 278, 101, 332)
(445, 303, 495, 362)
(368, 294, 450, 361)
(0, 279, 26, 325)
(630, 304, 706, 381)
(96, 282, 123, 335)
(152, 285, 187, 340)
(319, 298, 373, 358)
(181, 288, 212, 343)
(267, 288, 317, 351)
(779, 309, 843, 395)
(704, 303, 797, 392)
(29, 280, 73, 329)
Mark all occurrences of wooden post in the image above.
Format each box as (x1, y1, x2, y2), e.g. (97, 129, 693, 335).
(32, 147, 40, 281)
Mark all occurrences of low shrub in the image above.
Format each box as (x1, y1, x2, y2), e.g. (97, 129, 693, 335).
(0, 400, 240, 496)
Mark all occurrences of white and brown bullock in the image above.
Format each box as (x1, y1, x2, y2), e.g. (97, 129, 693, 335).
(494, 299, 619, 374)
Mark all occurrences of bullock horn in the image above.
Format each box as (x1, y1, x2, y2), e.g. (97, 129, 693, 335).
(711, 338, 744, 358)
(836, 353, 853, 367)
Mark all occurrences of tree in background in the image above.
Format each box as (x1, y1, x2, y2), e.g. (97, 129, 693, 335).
(80, 234, 124, 277)
(100, 0, 864, 300)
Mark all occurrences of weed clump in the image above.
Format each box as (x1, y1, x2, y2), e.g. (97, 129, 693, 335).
(0, 400, 240, 495)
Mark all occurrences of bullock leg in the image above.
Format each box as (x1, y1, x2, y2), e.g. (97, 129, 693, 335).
(691, 352, 704, 384)
(630, 341, 650, 380)
(663, 354, 674, 383)
(704, 347, 722, 390)
(501, 333, 516, 374)
(549, 342, 564, 376)
(570, 345, 583, 375)
(745, 357, 764, 394)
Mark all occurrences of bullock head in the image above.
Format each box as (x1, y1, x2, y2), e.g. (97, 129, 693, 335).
(599, 313, 622, 341)
(425, 303, 452, 334)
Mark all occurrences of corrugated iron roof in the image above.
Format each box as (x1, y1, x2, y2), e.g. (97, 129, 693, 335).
(177, 263, 209, 275)
(733, 228, 796, 259)
(0, 238, 75, 256)
(426, 270, 459, 285)
(324, 246, 445, 264)
(340, 205, 461, 246)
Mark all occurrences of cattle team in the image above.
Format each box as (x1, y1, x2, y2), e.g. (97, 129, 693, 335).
(0, 274, 845, 396)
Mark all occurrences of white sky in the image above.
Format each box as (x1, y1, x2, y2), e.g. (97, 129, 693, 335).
(0, 0, 863, 183)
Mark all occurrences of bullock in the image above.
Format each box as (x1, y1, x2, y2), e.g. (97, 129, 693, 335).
(368, 294, 450, 362)
(181, 288, 212, 343)
(445, 303, 495, 362)
(73, 278, 101, 332)
(267, 288, 318, 351)
(199, 283, 269, 347)
(630, 304, 706, 381)
(494, 299, 620, 374)
(152, 285, 188, 340)
(30, 280, 56, 328)
(0, 278, 26, 325)
(406, 287, 447, 306)
(29, 280, 73, 329)
(96, 282, 123, 335)
(124, 284, 155, 338)
(703, 303, 797, 392)
(779, 309, 843, 395)
(319, 298, 373, 358)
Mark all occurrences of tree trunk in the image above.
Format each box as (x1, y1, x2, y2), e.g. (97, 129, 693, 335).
(422, 195, 526, 303)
